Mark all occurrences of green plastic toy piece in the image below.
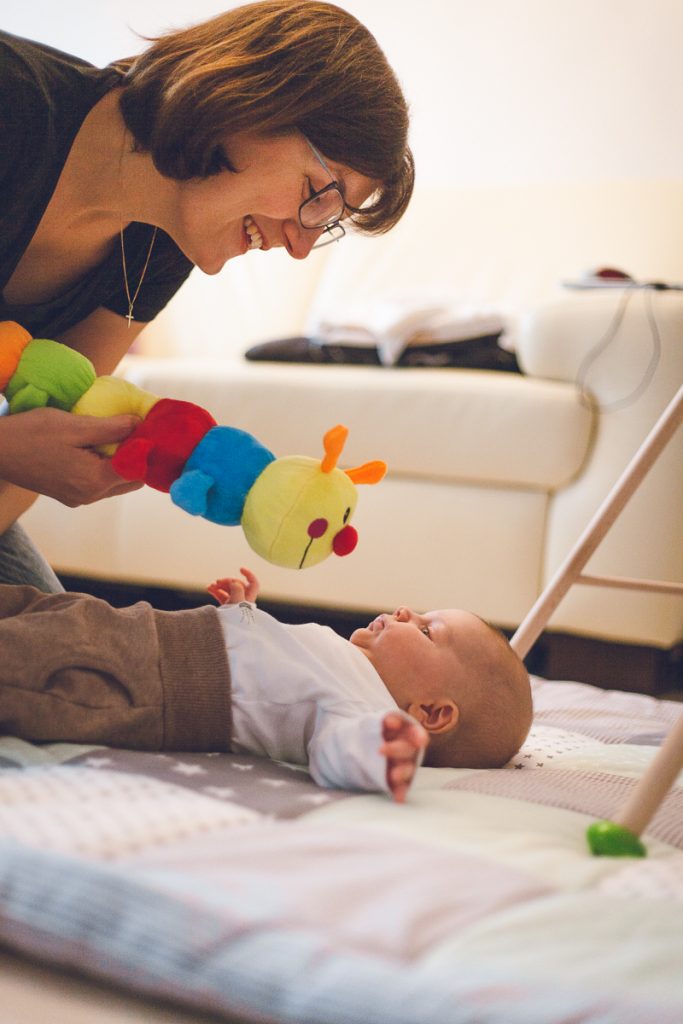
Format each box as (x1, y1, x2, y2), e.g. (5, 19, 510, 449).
(586, 820, 647, 857)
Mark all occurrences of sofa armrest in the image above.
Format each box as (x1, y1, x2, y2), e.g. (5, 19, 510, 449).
(517, 289, 683, 406)
(517, 289, 683, 646)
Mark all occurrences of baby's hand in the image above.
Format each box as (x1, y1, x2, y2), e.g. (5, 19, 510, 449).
(207, 567, 260, 605)
(379, 712, 428, 804)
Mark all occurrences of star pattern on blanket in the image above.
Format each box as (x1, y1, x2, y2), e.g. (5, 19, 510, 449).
(172, 762, 207, 776)
(203, 786, 236, 800)
(0, 765, 260, 857)
(505, 724, 602, 769)
(65, 749, 351, 820)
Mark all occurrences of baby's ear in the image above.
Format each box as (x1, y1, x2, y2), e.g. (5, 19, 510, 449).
(407, 700, 459, 735)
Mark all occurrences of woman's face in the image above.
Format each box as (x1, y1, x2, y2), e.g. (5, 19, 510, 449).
(169, 131, 377, 274)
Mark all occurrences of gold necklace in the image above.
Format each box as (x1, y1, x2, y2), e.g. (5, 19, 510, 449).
(119, 223, 158, 328)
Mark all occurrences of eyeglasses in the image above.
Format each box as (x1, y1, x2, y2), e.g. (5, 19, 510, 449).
(300, 139, 347, 249)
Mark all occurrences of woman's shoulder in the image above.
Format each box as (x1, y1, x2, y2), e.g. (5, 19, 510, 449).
(0, 31, 121, 211)
(0, 33, 61, 218)
(1, 30, 86, 92)
(0, 31, 121, 131)
(4, 31, 120, 95)
(0, 30, 102, 73)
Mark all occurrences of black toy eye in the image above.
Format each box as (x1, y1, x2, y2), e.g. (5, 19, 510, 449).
(343, 507, 351, 523)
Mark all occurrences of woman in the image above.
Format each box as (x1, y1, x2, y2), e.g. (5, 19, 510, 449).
(0, 0, 414, 591)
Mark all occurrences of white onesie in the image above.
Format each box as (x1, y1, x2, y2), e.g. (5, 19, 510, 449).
(217, 602, 413, 794)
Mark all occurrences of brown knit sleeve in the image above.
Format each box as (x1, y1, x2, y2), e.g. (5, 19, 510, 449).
(154, 605, 232, 751)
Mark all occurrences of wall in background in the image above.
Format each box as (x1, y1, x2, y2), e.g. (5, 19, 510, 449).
(4, 0, 682, 186)
(5, 0, 682, 355)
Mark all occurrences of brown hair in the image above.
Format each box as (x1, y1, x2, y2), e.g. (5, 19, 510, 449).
(115, 0, 414, 234)
(425, 625, 533, 770)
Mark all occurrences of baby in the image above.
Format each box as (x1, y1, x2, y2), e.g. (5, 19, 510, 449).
(0, 573, 531, 803)
(208, 567, 532, 802)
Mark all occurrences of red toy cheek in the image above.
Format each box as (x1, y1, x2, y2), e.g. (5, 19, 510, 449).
(333, 524, 358, 557)
(308, 518, 328, 539)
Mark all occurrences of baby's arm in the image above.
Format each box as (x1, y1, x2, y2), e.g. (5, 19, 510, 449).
(308, 709, 428, 800)
(207, 567, 260, 605)
(380, 712, 428, 803)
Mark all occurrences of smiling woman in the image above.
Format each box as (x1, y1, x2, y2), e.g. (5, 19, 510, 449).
(162, 129, 379, 271)
(0, 0, 413, 592)
(116, 0, 413, 235)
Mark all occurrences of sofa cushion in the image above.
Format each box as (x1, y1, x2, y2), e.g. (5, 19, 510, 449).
(123, 358, 594, 491)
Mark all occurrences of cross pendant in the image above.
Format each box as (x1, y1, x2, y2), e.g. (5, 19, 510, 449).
(126, 310, 134, 328)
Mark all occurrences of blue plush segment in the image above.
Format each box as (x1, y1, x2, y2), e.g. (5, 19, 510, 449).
(169, 470, 213, 517)
(170, 426, 275, 525)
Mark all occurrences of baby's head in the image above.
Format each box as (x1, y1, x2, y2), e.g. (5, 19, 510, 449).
(350, 606, 532, 768)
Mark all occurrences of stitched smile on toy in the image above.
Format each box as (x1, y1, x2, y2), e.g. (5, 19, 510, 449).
(299, 513, 358, 569)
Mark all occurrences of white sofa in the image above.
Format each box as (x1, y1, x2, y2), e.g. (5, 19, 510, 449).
(22, 181, 683, 687)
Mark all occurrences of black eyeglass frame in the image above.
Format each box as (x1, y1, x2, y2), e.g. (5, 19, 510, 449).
(309, 220, 346, 248)
(300, 140, 348, 249)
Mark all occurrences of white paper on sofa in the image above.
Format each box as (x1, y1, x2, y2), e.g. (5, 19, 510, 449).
(309, 295, 509, 365)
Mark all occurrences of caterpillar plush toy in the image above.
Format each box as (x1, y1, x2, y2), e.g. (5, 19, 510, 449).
(0, 321, 386, 570)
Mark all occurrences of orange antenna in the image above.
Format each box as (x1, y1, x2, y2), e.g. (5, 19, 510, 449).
(0, 321, 32, 391)
(345, 460, 387, 485)
(321, 424, 349, 473)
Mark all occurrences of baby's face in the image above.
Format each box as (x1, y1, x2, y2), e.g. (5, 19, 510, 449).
(350, 607, 490, 707)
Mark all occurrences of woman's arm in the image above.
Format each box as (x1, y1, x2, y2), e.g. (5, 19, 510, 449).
(56, 305, 147, 375)
(0, 481, 39, 536)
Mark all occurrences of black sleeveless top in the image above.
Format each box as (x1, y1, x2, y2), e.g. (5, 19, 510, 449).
(0, 30, 193, 338)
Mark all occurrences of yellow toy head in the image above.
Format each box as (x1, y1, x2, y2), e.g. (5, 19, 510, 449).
(241, 425, 386, 569)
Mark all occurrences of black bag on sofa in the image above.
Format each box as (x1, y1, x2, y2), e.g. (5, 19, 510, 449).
(245, 333, 522, 372)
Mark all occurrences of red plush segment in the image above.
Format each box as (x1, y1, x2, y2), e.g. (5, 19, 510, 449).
(112, 398, 216, 491)
(114, 438, 154, 481)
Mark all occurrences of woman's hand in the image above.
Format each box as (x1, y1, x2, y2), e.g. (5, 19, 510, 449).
(207, 567, 260, 605)
(0, 407, 143, 506)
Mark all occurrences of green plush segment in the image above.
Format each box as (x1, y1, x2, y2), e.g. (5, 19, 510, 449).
(586, 820, 647, 858)
(6, 338, 96, 413)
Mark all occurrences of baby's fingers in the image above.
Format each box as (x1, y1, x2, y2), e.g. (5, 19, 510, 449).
(227, 581, 247, 603)
(382, 712, 407, 741)
(239, 566, 260, 601)
(212, 577, 238, 590)
(389, 761, 416, 786)
(380, 738, 422, 761)
(207, 583, 230, 604)
(207, 578, 246, 604)
(382, 713, 428, 749)
(387, 762, 416, 804)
